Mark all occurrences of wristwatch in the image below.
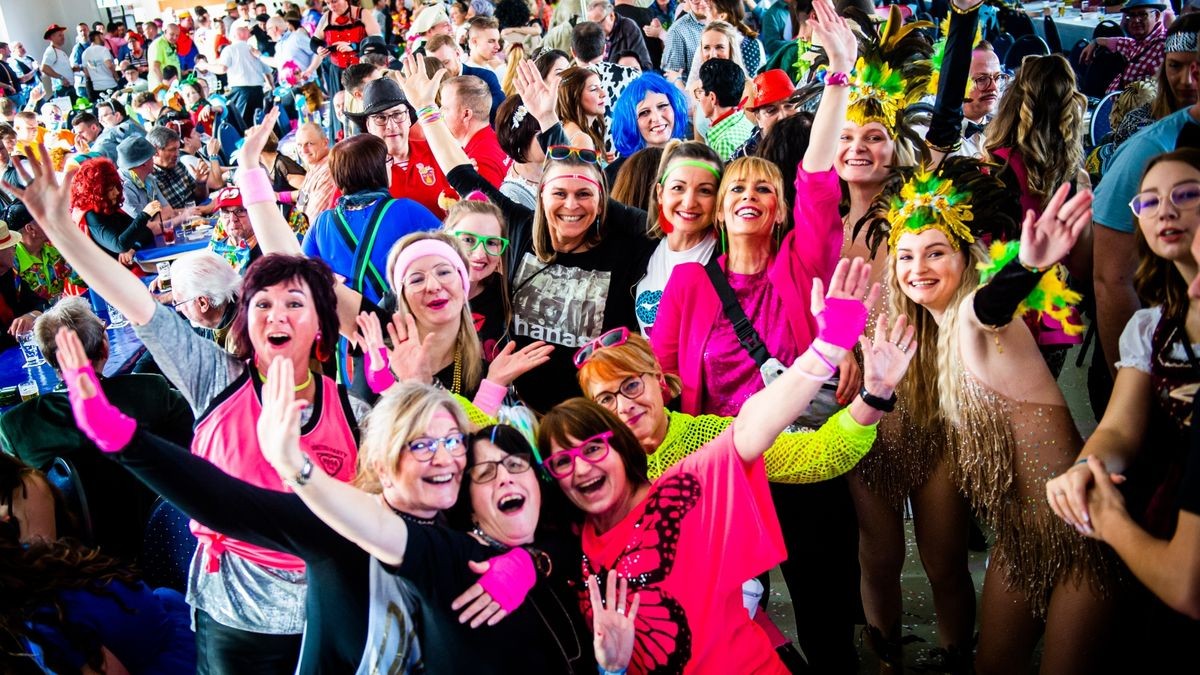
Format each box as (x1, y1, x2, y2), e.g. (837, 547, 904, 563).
(859, 386, 897, 412)
(285, 456, 314, 487)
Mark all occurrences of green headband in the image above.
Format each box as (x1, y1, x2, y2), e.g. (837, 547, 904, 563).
(659, 160, 721, 184)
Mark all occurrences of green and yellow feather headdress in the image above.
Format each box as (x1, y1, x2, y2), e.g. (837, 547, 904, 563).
(854, 156, 1021, 258)
(847, 5, 934, 133)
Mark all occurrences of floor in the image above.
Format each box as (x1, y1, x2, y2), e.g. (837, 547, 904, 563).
(765, 343, 1098, 673)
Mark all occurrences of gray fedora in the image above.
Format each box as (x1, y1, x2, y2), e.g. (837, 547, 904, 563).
(116, 136, 156, 170)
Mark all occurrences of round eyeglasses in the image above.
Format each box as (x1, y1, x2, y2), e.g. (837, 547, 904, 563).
(593, 374, 647, 411)
(406, 432, 467, 462)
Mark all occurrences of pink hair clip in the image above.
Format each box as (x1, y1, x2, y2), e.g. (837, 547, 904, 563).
(465, 190, 490, 202)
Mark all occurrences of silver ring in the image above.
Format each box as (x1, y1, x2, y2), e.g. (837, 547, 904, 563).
(616, 607, 625, 616)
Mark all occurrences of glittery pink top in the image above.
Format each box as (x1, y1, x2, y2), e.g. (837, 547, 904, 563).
(699, 264, 802, 417)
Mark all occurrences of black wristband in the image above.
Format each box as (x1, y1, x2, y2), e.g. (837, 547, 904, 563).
(974, 258, 1043, 328)
(859, 387, 897, 412)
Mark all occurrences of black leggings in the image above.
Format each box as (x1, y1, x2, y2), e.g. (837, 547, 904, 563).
(194, 609, 301, 675)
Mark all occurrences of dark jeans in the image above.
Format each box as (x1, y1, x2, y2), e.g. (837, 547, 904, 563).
(227, 85, 265, 130)
(194, 609, 301, 675)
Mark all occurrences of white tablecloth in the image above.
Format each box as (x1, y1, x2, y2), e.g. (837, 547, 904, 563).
(1025, 3, 1113, 47)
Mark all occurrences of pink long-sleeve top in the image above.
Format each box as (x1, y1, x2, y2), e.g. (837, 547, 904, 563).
(650, 166, 844, 415)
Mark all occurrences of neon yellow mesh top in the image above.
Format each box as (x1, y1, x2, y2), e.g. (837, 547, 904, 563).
(650, 408, 876, 483)
(453, 394, 876, 485)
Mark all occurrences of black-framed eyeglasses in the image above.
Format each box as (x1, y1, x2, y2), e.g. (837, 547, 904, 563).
(593, 374, 647, 410)
(453, 230, 509, 256)
(970, 72, 1011, 90)
(547, 145, 598, 164)
(468, 452, 533, 483)
(220, 207, 248, 218)
(1129, 181, 1200, 217)
(368, 110, 410, 128)
(407, 432, 467, 462)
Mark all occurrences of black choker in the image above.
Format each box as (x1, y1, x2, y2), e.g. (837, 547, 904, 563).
(394, 509, 437, 527)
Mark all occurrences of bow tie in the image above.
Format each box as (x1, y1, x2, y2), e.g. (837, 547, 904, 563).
(964, 121, 986, 138)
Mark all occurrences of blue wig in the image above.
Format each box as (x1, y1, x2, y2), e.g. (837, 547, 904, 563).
(611, 72, 690, 158)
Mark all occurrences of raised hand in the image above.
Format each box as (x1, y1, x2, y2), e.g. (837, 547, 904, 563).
(1019, 183, 1092, 272)
(485, 340, 553, 387)
(859, 310, 916, 398)
(55, 327, 137, 453)
(808, 0, 856, 73)
(399, 53, 444, 111)
(385, 312, 435, 385)
(256, 356, 309, 478)
(589, 570, 639, 673)
(355, 311, 398, 394)
(238, 106, 281, 171)
(512, 60, 558, 129)
(3, 143, 75, 243)
(810, 257, 879, 351)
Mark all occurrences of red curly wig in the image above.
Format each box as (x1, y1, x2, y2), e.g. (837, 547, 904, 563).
(70, 158, 123, 216)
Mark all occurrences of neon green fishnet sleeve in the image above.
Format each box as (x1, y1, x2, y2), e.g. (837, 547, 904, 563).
(761, 408, 877, 484)
(647, 408, 876, 483)
(452, 393, 498, 429)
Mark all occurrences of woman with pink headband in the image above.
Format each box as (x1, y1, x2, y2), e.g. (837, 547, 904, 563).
(233, 110, 553, 406)
(397, 55, 657, 414)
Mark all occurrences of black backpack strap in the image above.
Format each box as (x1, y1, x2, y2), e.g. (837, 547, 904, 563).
(702, 256, 773, 368)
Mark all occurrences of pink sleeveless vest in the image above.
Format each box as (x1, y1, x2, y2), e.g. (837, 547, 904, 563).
(190, 368, 358, 572)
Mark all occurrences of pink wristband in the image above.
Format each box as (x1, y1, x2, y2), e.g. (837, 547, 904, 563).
(63, 363, 137, 453)
(278, 191, 295, 205)
(472, 379, 507, 418)
(816, 297, 869, 349)
(236, 167, 276, 205)
(476, 547, 537, 613)
(365, 346, 395, 394)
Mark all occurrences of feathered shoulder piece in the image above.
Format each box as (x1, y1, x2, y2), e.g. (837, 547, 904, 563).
(978, 241, 1085, 335)
(847, 5, 935, 132)
(853, 156, 1021, 257)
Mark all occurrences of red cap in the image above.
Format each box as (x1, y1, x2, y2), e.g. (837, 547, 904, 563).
(43, 24, 67, 40)
(748, 69, 795, 110)
(214, 187, 243, 209)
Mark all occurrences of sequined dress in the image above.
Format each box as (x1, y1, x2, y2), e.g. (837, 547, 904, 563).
(948, 373, 1114, 616)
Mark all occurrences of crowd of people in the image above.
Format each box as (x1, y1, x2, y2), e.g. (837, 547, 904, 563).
(1, 0, 1199, 672)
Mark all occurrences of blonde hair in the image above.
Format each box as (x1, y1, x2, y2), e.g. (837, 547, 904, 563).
(556, 67, 607, 152)
(501, 42, 525, 96)
(714, 156, 785, 246)
(687, 20, 747, 84)
(352, 383, 473, 492)
(577, 332, 682, 400)
(384, 231, 484, 394)
(443, 197, 513, 329)
(984, 55, 1086, 209)
(886, 241, 988, 427)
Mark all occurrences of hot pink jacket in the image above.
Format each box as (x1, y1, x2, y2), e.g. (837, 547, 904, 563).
(651, 167, 844, 414)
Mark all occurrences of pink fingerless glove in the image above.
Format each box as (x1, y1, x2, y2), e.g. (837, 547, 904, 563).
(365, 346, 395, 394)
(63, 363, 136, 453)
(476, 547, 537, 613)
(816, 297, 869, 350)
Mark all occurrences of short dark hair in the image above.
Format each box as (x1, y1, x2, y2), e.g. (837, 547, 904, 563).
(162, 65, 179, 80)
(97, 99, 126, 120)
(72, 112, 99, 128)
(613, 49, 642, 64)
(229, 254, 341, 362)
(538, 398, 649, 489)
(571, 21, 606, 62)
(496, 94, 539, 162)
(341, 63, 379, 94)
(89, 30, 105, 43)
(467, 15, 499, 37)
(329, 133, 389, 194)
(700, 58, 745, 108)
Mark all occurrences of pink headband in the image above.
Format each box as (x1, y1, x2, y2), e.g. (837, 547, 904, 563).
(540, 173, 602, 191)
(392, 239, 470, 296)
